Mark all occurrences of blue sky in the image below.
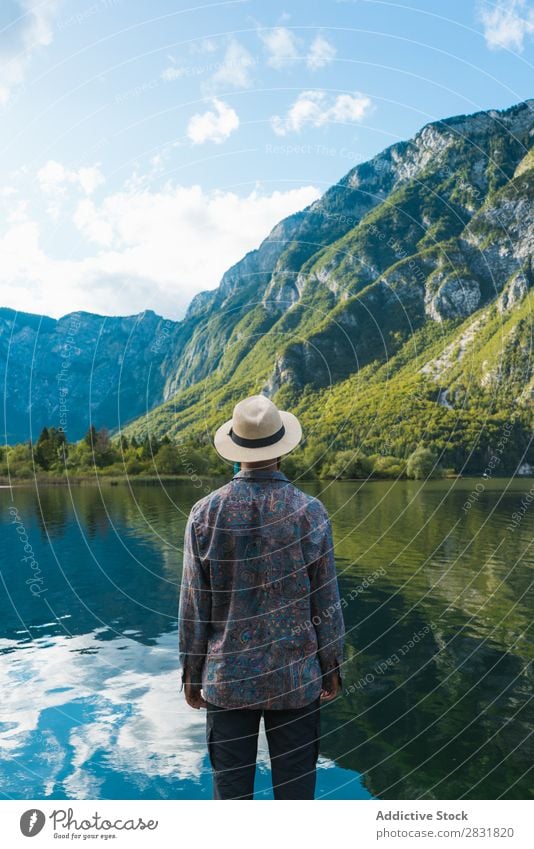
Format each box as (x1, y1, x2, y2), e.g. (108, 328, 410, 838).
(0, 0, 532, 319)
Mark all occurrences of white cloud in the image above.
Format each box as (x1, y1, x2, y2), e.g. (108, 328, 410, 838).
(478, 0, 534, 51)
(6, 197, 28, 223)
(307, 35, 337, 70)
(0, 630, 209, 785)
(190, 37, 218, 54)
(272, 90, 372, 136)
(0, 629, 341, 799)
(260, 26, 300, 69)
(37, 160, 105, 196)
(329, 93, 372, 122)
(0, 0, 60, 105)
(0, 179, 320, 319)
(161, 64, 185, 81)
(207, 38, 256, 91)
(163, 39, 255, 90)
(186, 98, 239, 144)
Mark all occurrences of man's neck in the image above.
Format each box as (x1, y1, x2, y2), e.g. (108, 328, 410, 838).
(240, 459, 280, 472)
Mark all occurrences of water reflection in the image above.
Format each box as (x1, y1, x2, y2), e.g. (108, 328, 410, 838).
(0, 477, 532, 799)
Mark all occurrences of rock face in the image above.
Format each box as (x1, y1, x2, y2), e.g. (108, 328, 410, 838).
(159, 101, 534, 402)
(497, 271, 530, 313)
(0, 308, 182, 442)
(425, 275, 482, 322)
(1, 99, 533, 444)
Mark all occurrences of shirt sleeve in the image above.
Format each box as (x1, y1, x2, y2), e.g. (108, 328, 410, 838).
(178, 511, 211, 690)
(307, 509, 345, 690)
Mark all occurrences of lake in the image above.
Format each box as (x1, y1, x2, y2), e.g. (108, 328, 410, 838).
(0, 476, 532, 800)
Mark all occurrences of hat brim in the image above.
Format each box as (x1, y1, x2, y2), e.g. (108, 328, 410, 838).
(214, 410, 302, 463)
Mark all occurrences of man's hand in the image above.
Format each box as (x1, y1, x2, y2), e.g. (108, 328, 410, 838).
(184, 670, 207, 710)
(320, 671, 341, 702)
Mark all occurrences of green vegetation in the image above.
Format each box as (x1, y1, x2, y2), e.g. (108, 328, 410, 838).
(0, 406, 526, 483)
(0, 426, 226, 482)
(113, 285, 532, 480)
(406, 447, 444, 479)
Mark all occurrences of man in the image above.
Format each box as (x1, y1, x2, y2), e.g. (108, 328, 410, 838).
(178, 394, 345, 800)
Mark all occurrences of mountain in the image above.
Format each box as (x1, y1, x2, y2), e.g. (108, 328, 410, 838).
(121, 99, 533, 475)
(2, 100, 533, 473)
(0, 307, 183, 443)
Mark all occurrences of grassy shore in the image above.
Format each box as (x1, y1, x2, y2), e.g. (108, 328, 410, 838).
(0, 473, 219, 486)
(2, 471, 531, 488)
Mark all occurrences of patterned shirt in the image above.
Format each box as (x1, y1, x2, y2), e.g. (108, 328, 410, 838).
(178, 469, 345, 709)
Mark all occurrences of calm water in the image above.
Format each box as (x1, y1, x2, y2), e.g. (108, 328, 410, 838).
(0, 477, 532, 800)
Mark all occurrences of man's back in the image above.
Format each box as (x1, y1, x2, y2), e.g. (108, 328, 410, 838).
(179, 468, 345, 710)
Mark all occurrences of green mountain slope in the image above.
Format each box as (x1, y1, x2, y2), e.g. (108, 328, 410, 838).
(123, 100, 534, 476)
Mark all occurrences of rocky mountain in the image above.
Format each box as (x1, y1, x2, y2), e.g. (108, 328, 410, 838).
(121, 99, 533, 474)
(0, 307, 183, 442)
(2, 99, 533, 472)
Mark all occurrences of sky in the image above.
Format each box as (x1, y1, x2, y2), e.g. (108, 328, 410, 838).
(0, 0, 532, 321)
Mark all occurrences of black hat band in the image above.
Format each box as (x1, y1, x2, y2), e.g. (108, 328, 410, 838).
(228, 423, 285, 448)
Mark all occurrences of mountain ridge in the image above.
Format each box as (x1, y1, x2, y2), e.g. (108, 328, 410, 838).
(1, 99, 532, 475)
(121, 98, 533, 475)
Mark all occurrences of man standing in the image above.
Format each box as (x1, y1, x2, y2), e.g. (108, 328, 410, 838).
(178, 394, 345, 800)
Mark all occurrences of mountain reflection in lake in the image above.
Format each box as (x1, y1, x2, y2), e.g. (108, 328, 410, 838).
(0, 477, 532, 800)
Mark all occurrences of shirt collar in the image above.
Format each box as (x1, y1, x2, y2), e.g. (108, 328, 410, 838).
(232, 469, 289, 482)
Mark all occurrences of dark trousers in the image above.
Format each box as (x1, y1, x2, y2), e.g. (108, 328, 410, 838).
(205, 697, 321, 800)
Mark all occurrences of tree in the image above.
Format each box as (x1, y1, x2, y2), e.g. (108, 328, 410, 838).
(126, 457, 144, 474)
(301, 443, 328, 477)
(53, 427, 68, 467)
(84, 424, 97, 448)
(321, 450, 373, 480)
(371, 454, 406, 478)
(155, 443, 180, 474)
(34, 427, 52, 470)
(66, 440, 93, 470)
(278, 444, 324, 480)
(93, 427, 115, 467)
(34, 426, 67, 470)
(406, 446, 443, 480)
(140, 435, 153, 460)
(185, 447, 210, 476)
(7, 442, 34, 477)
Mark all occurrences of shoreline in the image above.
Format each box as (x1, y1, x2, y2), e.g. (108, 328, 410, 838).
(1, 472, 533, 487)
(0, 474, 223, 487)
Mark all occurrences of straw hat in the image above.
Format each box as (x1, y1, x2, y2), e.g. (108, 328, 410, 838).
(214, 394, 302, 462)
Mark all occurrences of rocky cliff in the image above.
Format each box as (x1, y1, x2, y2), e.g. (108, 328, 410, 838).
(123, 99, 533, 473)
(0, 307, 183, 442)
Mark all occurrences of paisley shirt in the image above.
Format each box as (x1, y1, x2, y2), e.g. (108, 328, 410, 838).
(178, 469, 345, 709)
